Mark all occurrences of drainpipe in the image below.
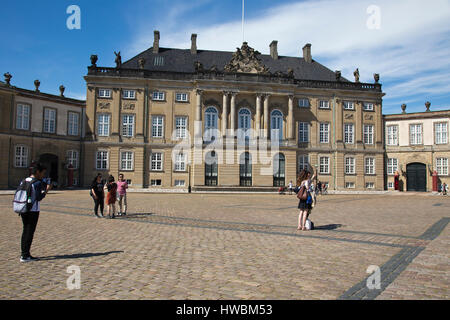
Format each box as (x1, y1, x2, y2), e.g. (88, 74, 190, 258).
(144, 85, 149, 188)
(333, 95, 337, 190)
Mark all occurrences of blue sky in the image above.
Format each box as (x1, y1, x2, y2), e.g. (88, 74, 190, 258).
(0, 0, 449, 114)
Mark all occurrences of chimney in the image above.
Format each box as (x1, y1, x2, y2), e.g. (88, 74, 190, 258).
(191, 34, 197, 55)
(153, 30, 160, 54)
(302, 43, 312, 63)
(270, 40, 278, 60)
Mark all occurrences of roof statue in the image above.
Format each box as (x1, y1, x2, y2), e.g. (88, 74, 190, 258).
(224, 42, 269, 74)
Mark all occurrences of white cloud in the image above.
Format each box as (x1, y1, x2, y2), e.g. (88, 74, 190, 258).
(129, 0, 450, 111)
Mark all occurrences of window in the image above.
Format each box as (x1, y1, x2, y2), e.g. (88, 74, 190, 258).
(98, 89, 111, 98)
(43, 108, 56, 133)
(344, 124, 354, 144)
(298, 122, 309, 143)
(151, 153, 163, 171)
(67, 150, 79, 169)
(153, 56, 164, 66)
(271, 110, 283, 141)
(68, 112, 79, 136)
(175, 180, 185, 187)
(175, 153, 186, 171)
(436, 158, 448, 176)
(152, 116, 164, 138)
(410, 124, 422, 145)
(387, 125, 398, 146)
(387, 158, 398, 175)
(126, 179, 132, 185)
(365, 157, 375, 175)
(343, 101, 354, 110)
(204, 107, 218, 142)
(98, 114, 110, 137)
(319, 100, 330, 109)
(122, 114, 135, 137)
(15, 145, 28, 168)
(388, 182, 394, 189)
(345, 182, 355, 189)
(152, 91, 165, 101)
(364, 102, 374, 111)
(298, 155, 309, 172)
(122, 90, 136, 99)
(151, 179, 162, 186)
(16, 104, 30, 130)
(298, 98, 310, 108)
(435, 122, 448, 144)
(366, 182, 375, 189)
(345, 157, 355, 174)
(96, 151, 108, 170)
(319, 156, 330, 174)
(175, 93, 188, 102)
(175, 116, 188, 139)
(238, 108, 252, 142)
(319, 123, 330, 143)
(363, 125, 374, 145)
(120, 151, 134, 171)
(73, 178, 78, 186)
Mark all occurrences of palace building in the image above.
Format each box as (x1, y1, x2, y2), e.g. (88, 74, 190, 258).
(384, 103, 450, 192)
(82, 31, 385, 190)
(0, 75, 86, 189)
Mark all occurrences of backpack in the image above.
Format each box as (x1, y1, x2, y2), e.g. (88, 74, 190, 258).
(13, 178, 37, 214)
(305, 219, 315, 230)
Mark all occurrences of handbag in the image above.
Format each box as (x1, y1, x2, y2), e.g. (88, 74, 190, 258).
(297, 185, 308, 201)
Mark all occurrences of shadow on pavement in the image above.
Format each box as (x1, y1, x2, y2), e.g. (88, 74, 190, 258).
(38, 250, 124, 261)
(314, 224, 343, 230)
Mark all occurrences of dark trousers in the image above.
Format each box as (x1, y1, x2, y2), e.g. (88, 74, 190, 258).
(94, 196, 104, 216)
(21, 212, 40, 258)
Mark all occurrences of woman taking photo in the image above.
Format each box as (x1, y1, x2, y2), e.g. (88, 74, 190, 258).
(295, 168, 315, 231)
(90, 174, 105, 218)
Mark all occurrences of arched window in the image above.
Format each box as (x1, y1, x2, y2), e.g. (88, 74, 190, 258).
(273, 153, 286, 187)
(239, 152, 252, 186)
(238, 108, 252, 142)
(204, 107, 218, 142)
(271, 109, 283, 142)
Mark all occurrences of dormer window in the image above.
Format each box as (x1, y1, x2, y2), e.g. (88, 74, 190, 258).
(154, 56, 164, 66)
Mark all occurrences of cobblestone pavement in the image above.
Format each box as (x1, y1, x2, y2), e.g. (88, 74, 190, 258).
(0, 191, 448, 300)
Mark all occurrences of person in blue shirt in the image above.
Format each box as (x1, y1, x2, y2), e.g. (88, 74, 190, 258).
(19, 162, 52, 262)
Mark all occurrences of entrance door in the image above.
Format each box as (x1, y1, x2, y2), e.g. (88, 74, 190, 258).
(38, 153, 59, 185)
(239, 152, 252, 186)
(273, 153, 285, 187)
(205, 151, 218, 186)
(406, 163, 426, 191)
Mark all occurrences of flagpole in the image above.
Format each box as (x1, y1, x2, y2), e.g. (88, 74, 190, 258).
(242, 0, 245, 43)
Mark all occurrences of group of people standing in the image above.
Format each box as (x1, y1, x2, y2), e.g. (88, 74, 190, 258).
(90, 173, 128, 219)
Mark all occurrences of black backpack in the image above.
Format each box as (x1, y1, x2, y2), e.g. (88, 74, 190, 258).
(13, 178, 37, 214)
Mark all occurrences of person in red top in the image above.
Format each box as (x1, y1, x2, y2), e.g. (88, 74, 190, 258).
(117, 173, 128, 216)
(105, 175, 117, 219)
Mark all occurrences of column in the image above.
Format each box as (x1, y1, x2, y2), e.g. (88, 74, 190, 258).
(195, 89, 202, 121)
(263, 94, 270, 138)
(256, 94, 262, 138)
(222, 91, 228, 136)
(288, 95, 294, 140)
(230, 92, 237, 133)
(195, 89, 203, 140)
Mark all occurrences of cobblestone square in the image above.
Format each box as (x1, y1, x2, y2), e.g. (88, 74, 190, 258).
(0, 191, 448, 300)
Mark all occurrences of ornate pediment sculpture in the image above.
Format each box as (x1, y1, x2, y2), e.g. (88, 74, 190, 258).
(224, 42, 270, 74)
(122, 103, 135, 110)
(98, 102, 110, 109)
